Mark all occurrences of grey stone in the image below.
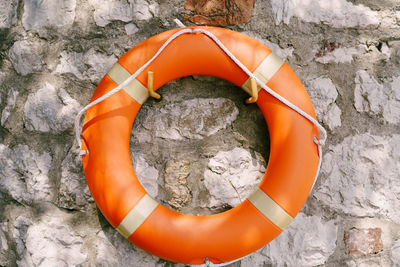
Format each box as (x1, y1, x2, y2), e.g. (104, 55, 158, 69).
(95, 229, 159, 267)
(261, 213, 338, 266)
(53, 51, 85, 80)
(315, 46, 362, 64)
(354, 71, 400, 124)
(1, 87, 18, 126)
(0, 222, 9, 266)
(0, 222, 12, 266)
(240, 249, 267, 267)
(22, 0, 76, 30)
(15, 214, 86, 267)
(89, 0, 133, 27)
(392, 239, 400, 266)
(305, 77, 341, 130)
(89, 0, 157, 27)
(270, 0, 379, 27)
(0, 144, 53, 204)
(9, 40, 43, 76)
(0, 72, 4, 87)
(83, 48, 117, 82)
(58, 146, 93, 210)
(13, 216, 32, 257)
(242, 31, 294, 60)
(53, 49, 117, 82)
(94, 231, 119, 266)
(24, 82, 82, 133)
(125, 23, 139, 35)
(0, 223, 7, 252)
(133, 98, 239, 142)
(132, 154, 159, 198)
(130, 0, 159, 21)
(0, 0, 18, 28)
(315, 133, 400, 223)
(203, 147, 266, 208)
(380, 43, 391, 58)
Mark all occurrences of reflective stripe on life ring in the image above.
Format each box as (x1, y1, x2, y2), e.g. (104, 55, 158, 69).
(116, 194, 158, 238)
(81, 26, 320, 265)
(241, 52, 284, 95)
(107, 62, 149, 104)
(248, 188, 293, 230)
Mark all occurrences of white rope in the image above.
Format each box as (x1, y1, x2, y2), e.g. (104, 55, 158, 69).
(74, 28, 327, 266)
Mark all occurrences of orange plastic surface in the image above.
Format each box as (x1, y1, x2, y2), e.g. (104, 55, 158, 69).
(81, 26, 319, 264)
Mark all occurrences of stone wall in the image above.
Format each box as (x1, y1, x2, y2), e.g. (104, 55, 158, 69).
(0, 0, 399, 266)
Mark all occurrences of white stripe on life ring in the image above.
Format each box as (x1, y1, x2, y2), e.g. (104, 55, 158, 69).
(247, 188, 293, 230)
(116, 194, 158, 238)
(241, 52, 284, 96)
(107, 62, 149, 104)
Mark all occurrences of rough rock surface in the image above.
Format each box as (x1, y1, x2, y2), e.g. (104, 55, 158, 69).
(13, 216, 32, 259)
(90, 0, 158, 26)
(264, 213, 337, 266)
(392, 239, 400, 266)
(1, 87, 18, 126)
(1, 0, 400, 265)
(22, 0, 76, 30)
(354, 70, 400, 124)
(53, 49, 117, 82)
(125, 23, 139, 35)
(0, 0, 18, 28)
(203, 147, 265, 208)
(89, 0, 133, 27)
(242, 213, 338, 266)
(53, 51, 86, 80)
(130, 0, 159, 21)
(315, 46, 362, 64)
(0, 222, 9, 266)
(9, 40, 43, 76)
(344, 228, 384, 256)
(24, 82, 81, 133)
(58, 147, 93, 210)
(0, 145, 53, 204)
(315, 134, 400, 223)
(15, 213, 86, 267)
(0, 224, 7, 251)
(305, 77, 341, 130)
(84, 49, 117, 82)
(95, 229, 159, 266)
(243, 31, 293, 60)
(132, 154, 159, 198)
(184, 0, 255, 26)
(164, 160, 191, 209)
(270, 0, 379, 27)
(133, 98, 239, 142)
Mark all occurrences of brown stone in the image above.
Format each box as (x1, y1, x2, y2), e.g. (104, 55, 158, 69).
(344, 228, 384, 256)
(164, 160, 192, 210)
(184, 0, 254, 26)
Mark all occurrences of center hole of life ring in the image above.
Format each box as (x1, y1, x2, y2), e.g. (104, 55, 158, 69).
(129, 75, 270, 216)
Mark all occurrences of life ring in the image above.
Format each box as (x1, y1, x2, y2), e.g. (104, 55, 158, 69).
(79, 26, 323, 265)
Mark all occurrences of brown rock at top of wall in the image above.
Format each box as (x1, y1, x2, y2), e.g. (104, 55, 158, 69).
(344, 228, 384, 256)
(184, 0, 254, 26)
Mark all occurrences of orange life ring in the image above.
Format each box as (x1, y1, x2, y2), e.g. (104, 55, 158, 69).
(80, 26, 321, 265)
